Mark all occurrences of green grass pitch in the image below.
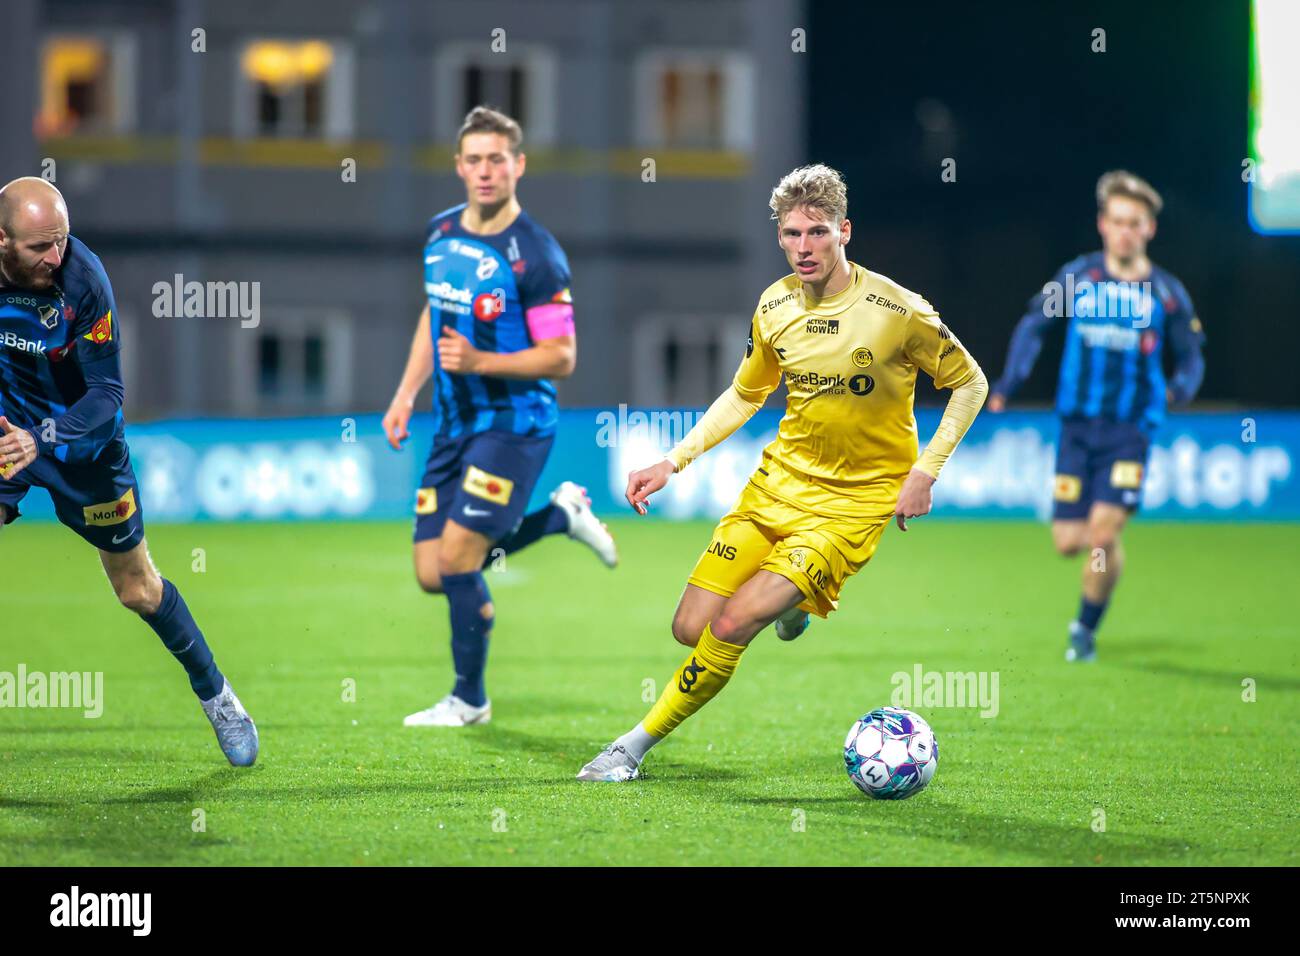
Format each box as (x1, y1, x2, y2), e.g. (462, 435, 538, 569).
(1, 517, 1296, 866)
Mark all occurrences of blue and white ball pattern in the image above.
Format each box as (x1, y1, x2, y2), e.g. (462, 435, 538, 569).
(843, 707, 938, 799)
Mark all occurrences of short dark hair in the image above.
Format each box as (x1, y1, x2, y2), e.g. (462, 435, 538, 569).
(457, 106, 523, 154)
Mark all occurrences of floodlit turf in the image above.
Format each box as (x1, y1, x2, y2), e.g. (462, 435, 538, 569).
(1, 517, 1296, 866)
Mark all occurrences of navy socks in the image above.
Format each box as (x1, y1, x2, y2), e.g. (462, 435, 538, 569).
(140, 579, 224, 700)
(1078, 596, 1108, 632)
(443, 571, 494, 706)
(490, 504, 569, 559)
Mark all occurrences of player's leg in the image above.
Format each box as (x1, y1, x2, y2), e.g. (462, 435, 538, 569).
(1052, 419, 1098, 660)
(1051, 519, 1088, 557)
(639, 568, 803, 738)
(1066, 425, 1148, 662)
(578, 502, 774, 780)
(435, 516, 495, 716)
(406, 431, 549, 726)
(99, 539, 258, 766)
(413, 537, 443, 593)
(493, 480, 618, 567)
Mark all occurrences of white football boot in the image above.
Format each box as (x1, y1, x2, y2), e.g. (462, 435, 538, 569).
(200, 680, 259, 767)
(576, 743, 641, 782)
(403, 693, 492, 727)
(550, 481, 618, 568)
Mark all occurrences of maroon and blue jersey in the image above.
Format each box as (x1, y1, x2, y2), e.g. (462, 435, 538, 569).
(424, 204, 574, 441)
(992, 252, 1205, 433)
(0, 235, 124, 464)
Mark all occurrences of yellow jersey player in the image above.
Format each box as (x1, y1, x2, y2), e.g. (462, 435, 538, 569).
(577, 164, 988, 782)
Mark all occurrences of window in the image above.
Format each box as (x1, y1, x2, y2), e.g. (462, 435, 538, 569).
(236, 39, 354, 139)
(231, 310, 353, 413)
(37, 34, 137, 136)
(631, 315, 745, 407)
(434, 44, 557, 146)
(635, 51, 754, 151)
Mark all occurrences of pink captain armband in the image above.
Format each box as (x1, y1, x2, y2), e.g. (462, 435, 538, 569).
(525, 302, 575, 341)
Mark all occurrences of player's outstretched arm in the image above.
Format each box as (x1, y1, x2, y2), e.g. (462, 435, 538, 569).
(988, 265, 1073, 411)
(626, 310, 781, 515)
(383, 303, 434, 450)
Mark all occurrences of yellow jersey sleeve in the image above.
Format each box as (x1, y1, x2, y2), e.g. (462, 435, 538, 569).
(904, 302, 980, 390)
(667, 310, 782, 472)
(904, 303, 987, 480)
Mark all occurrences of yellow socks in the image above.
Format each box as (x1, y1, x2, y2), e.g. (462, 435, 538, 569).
(642, 624, 747, 738)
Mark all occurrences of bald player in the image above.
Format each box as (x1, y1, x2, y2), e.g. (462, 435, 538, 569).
(0, 177, 258, 765)
(578, 164, 987, 782)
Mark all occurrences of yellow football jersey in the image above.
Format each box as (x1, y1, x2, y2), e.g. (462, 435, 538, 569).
(736, 262, 982, 518)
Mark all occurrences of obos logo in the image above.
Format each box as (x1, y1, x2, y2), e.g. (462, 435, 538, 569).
(852, 347, 873, 368)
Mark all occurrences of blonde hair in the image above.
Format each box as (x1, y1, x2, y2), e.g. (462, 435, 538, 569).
(769, 164, 848, 224)
(1096, 169, 1163, 217)
(457, 105, 523, 153)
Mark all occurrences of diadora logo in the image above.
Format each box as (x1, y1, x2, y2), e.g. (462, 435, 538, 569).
(707, 540, 737, 560)
(864, 293, 907, 315)
(806, 318, 840, 335)
(761, 291, 799, 314)
(0, 330, 46, 356)
(678, 656, 709, 693)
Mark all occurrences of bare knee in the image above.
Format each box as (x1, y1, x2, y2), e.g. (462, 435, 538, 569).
(416, 567, 443, 594)
(117, 574, 161, 615)
(710, 610, 749, 645)
(1052, 523, 1087, 557)
(671, 607, 704, 647)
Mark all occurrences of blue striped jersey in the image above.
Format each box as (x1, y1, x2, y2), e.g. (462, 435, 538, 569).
(423, 204, 573, 440)
(992, 251, 1205, 432)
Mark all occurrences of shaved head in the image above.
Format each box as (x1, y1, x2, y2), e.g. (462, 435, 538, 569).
(0, 177, 70, 290)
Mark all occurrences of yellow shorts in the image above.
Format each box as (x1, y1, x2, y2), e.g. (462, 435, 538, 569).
(687, 478, 891, 618)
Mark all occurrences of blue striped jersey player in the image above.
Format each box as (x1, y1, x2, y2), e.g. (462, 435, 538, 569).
(0, 177, 257, 765)
(382, 107, 617, 728)
(988, 170, 1206, 662)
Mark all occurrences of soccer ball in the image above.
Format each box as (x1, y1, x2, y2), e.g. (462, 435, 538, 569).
(843, 706, 938, 800)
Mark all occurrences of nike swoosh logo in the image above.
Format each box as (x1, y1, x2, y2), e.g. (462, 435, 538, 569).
(462, 506, 491, 517)
(111, 530, 135, 544)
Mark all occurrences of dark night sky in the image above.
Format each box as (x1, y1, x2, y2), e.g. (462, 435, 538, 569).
(808, 0, 1299, 407)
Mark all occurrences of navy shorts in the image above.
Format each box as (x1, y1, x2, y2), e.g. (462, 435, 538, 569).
(0, 436, 146, 553)
(1053, 418, 1151, 520)
(413, 429, 554, 543)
